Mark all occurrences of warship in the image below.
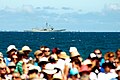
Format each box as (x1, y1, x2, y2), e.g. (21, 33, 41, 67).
(24, 23, 66, 32)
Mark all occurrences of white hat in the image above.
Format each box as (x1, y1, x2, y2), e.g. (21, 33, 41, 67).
(20, 46, 32, 52)
(7, 45, 17, 53)
(0, 52, 3, 57)
(39, 57, 49, 66)
(90, 53, 97, 58)
(69, 47, 80, 57)
(29, 65, 41, 72)
(58, 52, 69, 59)
(116, 66, 120, 71)
(70, 51, 80, 57)
(53, 71, 63, 79)
(39, 57, 48, 62)
(8, 62, 16, 67)
(69, 47, 78, 52)
(82, 59, 92, 65)
(43, 63, 57, 74)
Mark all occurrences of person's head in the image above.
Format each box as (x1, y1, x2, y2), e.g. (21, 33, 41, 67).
(52, 48, 59, 54)
(12, 72, 21, 80)
(28, 65, 41, 79)
(40, 46, 47, 51)
(43, 47, 51, 57)
(38, 57, 49, 70)
(18, 51, 25, 61)
(71, 58, 81, 69)
(34, 50, 44, 60)
(0, 62, 7, 75)
(7, 45, 18, 58)
(19, 45, 32, 58)
(0, 52, 4, 63)
(79, 65, 90, 76)
(82, 59, 93, 71)
(114, 58, 120, 67)
(104, 52, 115, 62)
(102, 61, 115, 73)
(69, 67, 79, 79)
(94, 49, 102, 58)
(69, 47, 82, 62)
(0, 52, 3, 58)
(43, 63, 57, 79)
(11, 51, 18, 60)
(48, 54, 58, 64)
(116, 49, 120, 58)
(8, 62, 16, 74)
(58, 52, 69, 60)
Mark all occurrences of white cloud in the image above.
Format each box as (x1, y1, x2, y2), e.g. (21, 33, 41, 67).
(43, 6, 56, 10)
(22, 5, 34, 13)
(106, 3, 120, 11)
(4, 7, 18, 12)
(61, 7, 73, 10)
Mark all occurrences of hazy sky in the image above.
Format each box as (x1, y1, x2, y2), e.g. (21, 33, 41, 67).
(0, 0, 120, 32)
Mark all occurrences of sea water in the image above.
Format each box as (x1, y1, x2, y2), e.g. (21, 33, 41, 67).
(0, 32, 120, 59)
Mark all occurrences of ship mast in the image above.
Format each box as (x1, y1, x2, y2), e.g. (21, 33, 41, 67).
(46, 22, 48, 28)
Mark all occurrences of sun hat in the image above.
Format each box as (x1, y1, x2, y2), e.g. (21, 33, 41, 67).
(0, 52, 3, 58)
(70, 51, 80, 57)
(82, 59, 92, 65)
(29, 65, 41, 72)
(39, 57, 48, 62)
(34, 50, 43, 56)
(90, 53, 97, 58)
(116, 66, 120, 71)
(19, 46, 32, 53)
(43, 63, 57, 74)
(69, 47, 80, 57)
(58, 52, 69, 59)
(79, 65, 90, 72)
(8, 62, 16, 67)
(38, 57, 49, 66)
(7, 45, 18, 53)
(53, 71, 63, 79)
(69, 47, 78, 52)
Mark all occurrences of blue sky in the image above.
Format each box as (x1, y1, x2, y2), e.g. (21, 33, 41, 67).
(0, 0, 120, 32)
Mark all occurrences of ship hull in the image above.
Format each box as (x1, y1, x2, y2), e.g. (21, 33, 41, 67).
(24, 29, 66, 32)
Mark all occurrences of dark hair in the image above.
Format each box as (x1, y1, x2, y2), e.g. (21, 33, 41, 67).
(38, 61, 49, 67)
(17, 52, 24, 61)
(102, 62, 116, 69)
(28, 69, 38, 75)
(56, 50, 62, 55)
(71, 58, 81, 66)
(48, 56, 56, 63)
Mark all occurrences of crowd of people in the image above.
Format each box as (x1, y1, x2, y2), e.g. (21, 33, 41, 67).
(0, 45, 120, 80)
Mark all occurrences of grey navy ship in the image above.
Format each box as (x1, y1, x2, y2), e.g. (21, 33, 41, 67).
(24, 23, 66, 32)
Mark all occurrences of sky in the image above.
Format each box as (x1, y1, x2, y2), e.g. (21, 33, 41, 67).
(0, 0, 120, 32)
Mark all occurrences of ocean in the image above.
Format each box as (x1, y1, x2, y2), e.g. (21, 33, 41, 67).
(0, 32, 120, 59)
